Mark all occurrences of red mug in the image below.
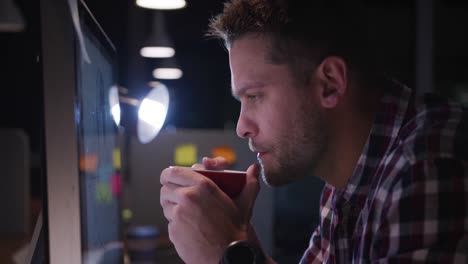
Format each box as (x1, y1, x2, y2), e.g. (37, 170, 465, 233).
(193, 168, 247, 198)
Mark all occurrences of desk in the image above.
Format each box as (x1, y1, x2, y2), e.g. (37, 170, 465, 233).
(1, 235, 184, 264)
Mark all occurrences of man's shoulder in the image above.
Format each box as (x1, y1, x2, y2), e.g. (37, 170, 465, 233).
(395, 93, 468, 164)
(372, 93, 467, 194)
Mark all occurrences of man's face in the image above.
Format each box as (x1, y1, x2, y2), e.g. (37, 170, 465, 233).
(229, 35, 329, 186)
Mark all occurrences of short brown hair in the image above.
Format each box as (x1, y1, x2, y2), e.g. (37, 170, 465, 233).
(208, 0, 375, 86)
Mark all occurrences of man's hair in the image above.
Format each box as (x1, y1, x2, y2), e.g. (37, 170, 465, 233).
(208, 0, 376, 87)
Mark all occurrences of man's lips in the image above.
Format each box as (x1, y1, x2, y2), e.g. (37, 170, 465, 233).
(249, 140, 269, 158)
(256, 151, 269, 159)
(250, 147, 267, 155)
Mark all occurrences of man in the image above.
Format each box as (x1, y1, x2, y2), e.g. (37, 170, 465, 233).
(160, 1, 468, 263)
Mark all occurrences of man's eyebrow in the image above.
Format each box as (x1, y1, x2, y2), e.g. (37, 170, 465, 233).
(231, 83, 264, 100)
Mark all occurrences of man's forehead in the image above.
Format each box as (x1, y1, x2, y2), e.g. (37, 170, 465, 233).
(228, 34, 287, 96)
(229, 34, 271, 57)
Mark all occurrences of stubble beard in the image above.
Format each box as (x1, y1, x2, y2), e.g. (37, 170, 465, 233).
(258, 103, 329, 187)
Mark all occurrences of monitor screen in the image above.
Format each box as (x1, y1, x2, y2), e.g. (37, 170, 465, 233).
(76, 9, 122, 263)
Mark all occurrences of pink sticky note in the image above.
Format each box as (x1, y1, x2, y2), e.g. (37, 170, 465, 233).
(111, 173, 122, 195)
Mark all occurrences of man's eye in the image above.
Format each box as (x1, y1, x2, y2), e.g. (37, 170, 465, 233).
(246, 94, 260, 100)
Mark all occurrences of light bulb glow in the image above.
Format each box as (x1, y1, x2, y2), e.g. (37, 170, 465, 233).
(136, 0, 186, 10)
(140, 47, 175, 58)
(138, 98, 167, 129)
(137, 83, 170, 144)
(108, 85, 121, 126)
(153, 68, 183, 80)
(111, 104, 121, 126)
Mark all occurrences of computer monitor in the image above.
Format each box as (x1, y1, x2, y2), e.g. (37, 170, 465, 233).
(40, 0, 121, 263)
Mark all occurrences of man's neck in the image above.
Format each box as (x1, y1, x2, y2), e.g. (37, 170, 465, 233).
(316, 93, 380, 189)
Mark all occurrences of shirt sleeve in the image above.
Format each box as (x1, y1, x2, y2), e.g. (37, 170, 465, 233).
(372, 158, 468, 263)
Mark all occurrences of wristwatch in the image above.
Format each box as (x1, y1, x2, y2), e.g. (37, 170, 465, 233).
(219, 240, 265, 264)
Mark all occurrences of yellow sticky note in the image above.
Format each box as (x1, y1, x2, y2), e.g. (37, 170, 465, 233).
(113, 148, 121, 170)
(175, 144, 197, 166)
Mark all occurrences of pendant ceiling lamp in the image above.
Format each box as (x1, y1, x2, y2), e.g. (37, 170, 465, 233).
(137, 82, 170, 143)
(152, 57, 183, 80)
(136, 0, 186, 10)
(140, 11, 175, 58)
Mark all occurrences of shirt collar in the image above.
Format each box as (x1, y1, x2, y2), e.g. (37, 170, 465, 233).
(338, 80, 412, 202)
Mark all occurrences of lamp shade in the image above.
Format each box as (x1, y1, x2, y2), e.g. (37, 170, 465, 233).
(152, 57, 183, 80)
(140, 11, 175, 58)
(137, 82, 170, 143)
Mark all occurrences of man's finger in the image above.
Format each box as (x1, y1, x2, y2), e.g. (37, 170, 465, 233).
(161, 199, 176, 221)
(161, 166, 203, 186)
(234, 163, 261, 222)
(202, 156, 230, 170)
(191, 163, 204, 169)
(160, 182, 193, 205)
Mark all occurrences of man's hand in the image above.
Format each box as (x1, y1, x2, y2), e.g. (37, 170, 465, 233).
(160, 158, 261, 264)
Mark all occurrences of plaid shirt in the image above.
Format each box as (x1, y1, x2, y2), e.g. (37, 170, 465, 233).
(300, 81, 468, 263)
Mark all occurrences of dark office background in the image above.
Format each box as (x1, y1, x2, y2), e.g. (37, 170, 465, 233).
(2, 0, 468, 152)
(1, 0, 467, 262)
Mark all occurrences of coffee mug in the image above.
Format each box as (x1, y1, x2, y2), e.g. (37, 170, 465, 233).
(170, 166, 246, 198)
(192, 168, 246, 198)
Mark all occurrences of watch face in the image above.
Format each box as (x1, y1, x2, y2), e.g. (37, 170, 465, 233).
(225, 242, 255, 263)
(222, 240, 266, 264)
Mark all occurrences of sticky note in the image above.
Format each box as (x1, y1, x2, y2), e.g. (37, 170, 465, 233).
(175, 144, 197, 166)
(212, 145, 237, 165)
(96, 183, 112, 204)
(113, 148, 121, 170)
(79, 154, 98, 173)
(122, 208, 133, 222)
(111, 173, 122, 195)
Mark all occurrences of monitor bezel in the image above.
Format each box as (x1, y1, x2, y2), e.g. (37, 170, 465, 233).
(40, 0, 117, 263)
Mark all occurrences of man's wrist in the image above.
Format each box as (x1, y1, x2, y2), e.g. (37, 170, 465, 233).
(219, 240, 265, 264)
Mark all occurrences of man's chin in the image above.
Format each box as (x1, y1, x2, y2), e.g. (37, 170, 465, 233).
(260, 166, 293, 187)
(258, 157, 296, 186)
(260, 161, 311, 187)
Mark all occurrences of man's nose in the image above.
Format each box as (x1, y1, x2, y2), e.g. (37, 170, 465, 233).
(236, 109, 257, 139)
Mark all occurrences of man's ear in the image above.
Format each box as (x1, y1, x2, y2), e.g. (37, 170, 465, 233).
(314, 56, 348, 109)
